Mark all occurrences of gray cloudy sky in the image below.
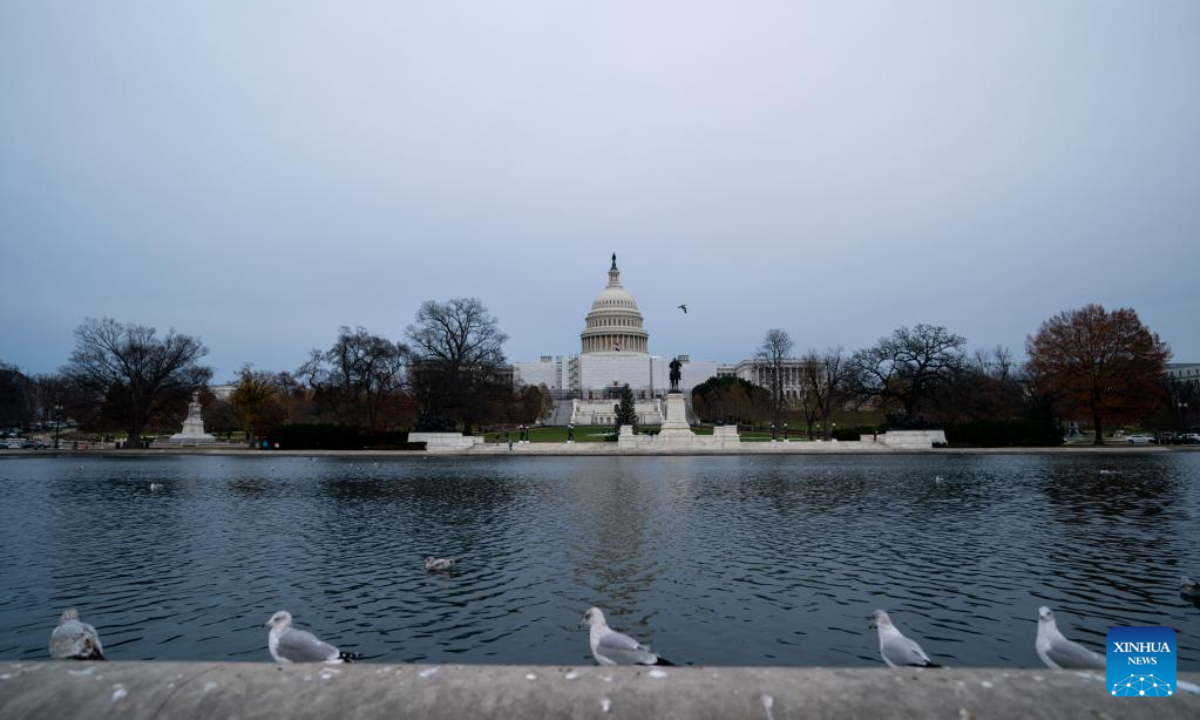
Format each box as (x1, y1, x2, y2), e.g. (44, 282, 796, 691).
(2, 1, 1197, 380)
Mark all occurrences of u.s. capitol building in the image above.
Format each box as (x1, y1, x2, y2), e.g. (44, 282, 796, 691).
(513, 255, 809, 425)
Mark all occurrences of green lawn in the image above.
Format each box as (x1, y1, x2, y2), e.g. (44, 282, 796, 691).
(484, 426, 612, 443)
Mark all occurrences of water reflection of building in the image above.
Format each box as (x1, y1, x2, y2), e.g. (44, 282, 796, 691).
(512, 255, 810, 425)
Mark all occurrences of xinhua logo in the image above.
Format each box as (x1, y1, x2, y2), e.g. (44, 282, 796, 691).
(1106, 626, 1176, 697)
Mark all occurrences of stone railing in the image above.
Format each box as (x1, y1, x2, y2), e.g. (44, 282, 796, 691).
(1, 662, 1196, 719)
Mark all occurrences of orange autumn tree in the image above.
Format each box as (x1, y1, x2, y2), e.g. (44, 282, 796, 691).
(1026, 305, 1170, 444)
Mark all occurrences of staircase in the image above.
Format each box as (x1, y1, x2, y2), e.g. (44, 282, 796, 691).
(546, 399, 575, 427)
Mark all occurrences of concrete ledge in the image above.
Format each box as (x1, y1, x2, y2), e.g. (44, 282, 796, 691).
(1, 662, 1197, 719)
(1, 445, 1196, 458)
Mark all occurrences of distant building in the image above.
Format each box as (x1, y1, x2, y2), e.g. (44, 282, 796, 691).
(1165, 362, 1200, 390)
(716, 359, 815, 403)
(512, 255, 811, 425)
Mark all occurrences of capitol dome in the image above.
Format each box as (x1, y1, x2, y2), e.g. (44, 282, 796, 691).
(581, 254, 649, 355)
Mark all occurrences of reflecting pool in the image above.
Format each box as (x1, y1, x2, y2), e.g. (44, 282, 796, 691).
(1, 453, 1197, 668)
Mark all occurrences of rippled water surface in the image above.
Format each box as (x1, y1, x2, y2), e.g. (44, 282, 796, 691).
(1, 453, 1198, 668)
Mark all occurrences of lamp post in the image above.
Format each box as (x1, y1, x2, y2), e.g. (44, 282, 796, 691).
(1182, 402, 1189, 433)
(53, 405, 63, 450)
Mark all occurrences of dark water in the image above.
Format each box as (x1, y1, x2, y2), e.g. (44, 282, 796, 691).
(1, 453, 1198, 669)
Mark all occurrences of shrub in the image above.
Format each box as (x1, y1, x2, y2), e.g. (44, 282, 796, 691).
(264, 423, 423, 450)
(833, 425, 880, 442)
(942, 419, 1062, 447)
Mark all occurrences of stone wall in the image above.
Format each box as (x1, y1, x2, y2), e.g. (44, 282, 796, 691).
(2, 662, 1195, 720)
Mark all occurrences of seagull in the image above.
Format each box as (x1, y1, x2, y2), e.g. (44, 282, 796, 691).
(149, 482, 163, 491)
(1035, 606, 1105, 670)
(49, 609, 105, 661)
(870, 610, 940, 668)
(425, 557, 456, 572)
(265, 611, 357, 664)
(677, 304, 688, 314)
(581, 607, 674, 666)
(1181, 577, 1200, 599)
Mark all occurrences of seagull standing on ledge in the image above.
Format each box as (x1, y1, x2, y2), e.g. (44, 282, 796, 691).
(582, 607, 674, 666)
(870, 609, 940, 668)
(49, 608, 105, 660)
(265, 611, 357, 664)
(1035, 606, 1105, 670)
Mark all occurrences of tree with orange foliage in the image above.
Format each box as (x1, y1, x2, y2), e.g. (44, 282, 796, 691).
(1026, 305, 1170, 445)
(230, 364, 288, 445)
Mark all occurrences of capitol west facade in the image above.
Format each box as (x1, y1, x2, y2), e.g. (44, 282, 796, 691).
(513, 256, 810, 426)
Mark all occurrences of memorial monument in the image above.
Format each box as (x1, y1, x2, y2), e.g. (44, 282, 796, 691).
(657, 357, 695, 439)
(168, 391, 216, 445)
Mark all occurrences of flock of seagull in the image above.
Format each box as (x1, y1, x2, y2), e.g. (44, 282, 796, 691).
(47, 573, 1200, 669)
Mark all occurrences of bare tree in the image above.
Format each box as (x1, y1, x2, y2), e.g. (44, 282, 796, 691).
(933, 345, 1028, 424)
(300, 326, 409, 430)
(62, 318, 211, 447)
(538, 383, 556, 422)
(792, 370, 820, 440)
(406, 298, 509, 435)
(202, 397, 240, 441)
(756, 328, 794, 439)
(849, 324, 966, 426)
(802, 347, 852, 440)
(1026, 305, 1169, 444)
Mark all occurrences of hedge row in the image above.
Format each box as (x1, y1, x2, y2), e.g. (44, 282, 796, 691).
(264, 424, 423, 450)
(942, 419, 1062, 447)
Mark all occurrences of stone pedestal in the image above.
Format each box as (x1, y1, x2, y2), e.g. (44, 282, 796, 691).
(657, 392, 694, 439)
(616, 393, 742, 450)
(711, 425, 741, 449)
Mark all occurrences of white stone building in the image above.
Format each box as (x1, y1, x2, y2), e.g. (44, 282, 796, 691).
(1165, 362, 1200, 390)
(512, 256, 810, 425)
(716, 359, 817, 404)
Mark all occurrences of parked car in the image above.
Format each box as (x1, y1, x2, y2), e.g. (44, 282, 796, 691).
(5, 438, 24, 449)
(1181, 433, 1200, 445)
(1125, 434, 1154, 444)
(22, 439, 50, 449)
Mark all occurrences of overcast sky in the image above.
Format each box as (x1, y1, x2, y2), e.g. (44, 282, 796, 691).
(2, 1, 1196, 380)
